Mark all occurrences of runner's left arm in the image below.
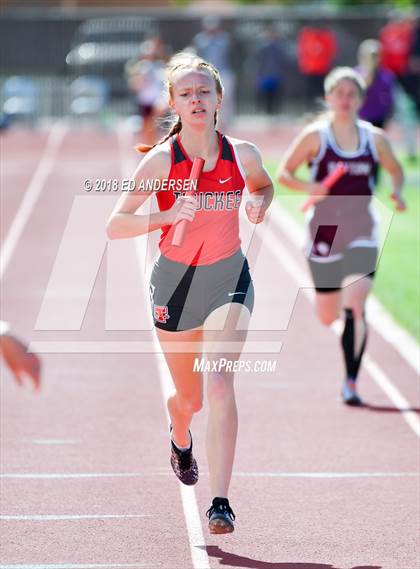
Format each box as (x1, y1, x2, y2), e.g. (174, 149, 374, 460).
(239, 143, 274, 224)
(374, 129, 406, 212)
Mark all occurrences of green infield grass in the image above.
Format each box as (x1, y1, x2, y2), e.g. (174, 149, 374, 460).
(266, 155, 420, 342)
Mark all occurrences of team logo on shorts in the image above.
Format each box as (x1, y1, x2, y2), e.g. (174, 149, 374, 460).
(316, 241, 331, 256)
(154, 305, 170, 324)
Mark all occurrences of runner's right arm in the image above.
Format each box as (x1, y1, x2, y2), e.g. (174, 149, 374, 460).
(106, 148, 197, 239)
(276, 127, 325, 195)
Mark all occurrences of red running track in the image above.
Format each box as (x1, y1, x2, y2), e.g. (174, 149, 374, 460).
(0, 124, 419, 569)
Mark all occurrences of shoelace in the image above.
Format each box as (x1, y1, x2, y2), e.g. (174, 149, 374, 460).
(206, 502, 236, 521)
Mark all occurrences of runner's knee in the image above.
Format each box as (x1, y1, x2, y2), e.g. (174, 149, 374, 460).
(170, 393, 203, 414)
(317, 309, 339, 326)
(207, 372, 235, 406)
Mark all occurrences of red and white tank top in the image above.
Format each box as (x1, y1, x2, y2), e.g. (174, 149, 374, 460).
(156, 131, 246, 266)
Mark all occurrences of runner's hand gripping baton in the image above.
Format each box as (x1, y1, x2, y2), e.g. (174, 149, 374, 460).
(171, 157, 205, 247)
(300, 161, 348, 213)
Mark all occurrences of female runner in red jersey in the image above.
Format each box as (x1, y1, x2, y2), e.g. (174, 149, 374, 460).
(277, 67, 405, 406)
(107, 52, 274, 533)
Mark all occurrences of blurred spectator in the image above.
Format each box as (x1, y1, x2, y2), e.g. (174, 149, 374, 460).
(297, 26, 337, 104)
(70, 76, 110, 123)
(380, 15, 419, 111)
(380, 16, 414, 76)
(356, 39, 395, 128)
(253, 25, 286, 115)
(0, 114, 12, 132)
(406, 16, 420, 114)
(2, 77, 39, 128)
(193, 16, 235, 129)
(125, 35, 169, 144)
(380, 15, 419, 158)
(0, 321, 41, 391)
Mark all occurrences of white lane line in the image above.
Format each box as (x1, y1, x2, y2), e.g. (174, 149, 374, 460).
(153, 351, 210, 569)
(1, 471, 417, 481)
(134, 239, 210, 569)
(28, 439, 79, 445)
(366, 296, 420, 375)
(270, 199, 420, 374)
(331, 320, 420, 436)
(117, 127, 210, 569)
(0, 121, 67, 279)
(233, 472, 419, 478)
(0, 565, 147, 569)
(0, 514, 152, 521)
(260, 215, 420, 438)
(0, 473, 150, 479)
(364, 354, 420, 437)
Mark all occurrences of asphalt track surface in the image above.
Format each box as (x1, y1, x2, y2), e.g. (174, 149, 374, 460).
(1, 123, 419, 569)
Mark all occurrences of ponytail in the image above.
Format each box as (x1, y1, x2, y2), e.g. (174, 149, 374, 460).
(135, 116, 182, 154)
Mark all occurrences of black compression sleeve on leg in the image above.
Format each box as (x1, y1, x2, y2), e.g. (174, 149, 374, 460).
(341, 308, 368, 381)
(352, 311, 368, 380)
(341, 308, 355, 380)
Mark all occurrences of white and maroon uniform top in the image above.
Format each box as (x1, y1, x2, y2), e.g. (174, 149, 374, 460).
(157, 131, 246, 266)
(307, 119, 380, 259)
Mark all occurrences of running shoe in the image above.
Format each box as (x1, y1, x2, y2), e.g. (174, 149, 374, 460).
(170, 426, 198, 486)
(341, 379, 363, 406)
(206, 497, 236, 534)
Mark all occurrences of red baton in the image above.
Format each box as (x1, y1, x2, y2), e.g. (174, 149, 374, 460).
(300, 161, 348, 213)
(171, 157, 205, 247)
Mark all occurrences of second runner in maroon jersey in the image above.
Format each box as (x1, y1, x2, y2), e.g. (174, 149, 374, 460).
(277, 66, 405, 407)
(307, 118, 379, 260)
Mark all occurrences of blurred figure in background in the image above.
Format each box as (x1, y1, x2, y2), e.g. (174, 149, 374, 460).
(125, 35, 170, 145)
(380, 15, 417, 104)
(277, 67, 405, 406)
(406, 17, 420, 114)
(297, 25, 337, 105)
(1, 76, 39, 129)
(356, 39, 395, 128)
(380, 15, 419, 158)
(253, 24, 286, 116)
(0, 321, 41, 391)
(193, 16, 235, 129)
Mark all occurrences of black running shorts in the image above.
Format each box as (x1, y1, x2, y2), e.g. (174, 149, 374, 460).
(149, 249, 254, 332)
(308, 245, 378, 293)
